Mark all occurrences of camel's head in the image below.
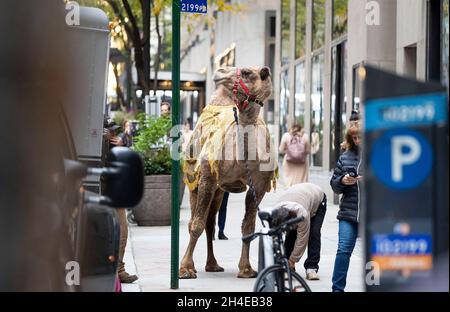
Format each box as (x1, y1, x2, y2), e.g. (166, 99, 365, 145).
(213, 66, 272, 122)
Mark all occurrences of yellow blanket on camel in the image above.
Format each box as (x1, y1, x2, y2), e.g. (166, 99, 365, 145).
(182, 104, 277, 192)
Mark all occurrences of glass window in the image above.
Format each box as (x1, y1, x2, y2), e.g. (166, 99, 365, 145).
(269, 43, 275, 81)
(270, 15, 276, 38)
(442, 0, 449, 93)
(352, 65, 361, 112)
(281, 0, 291, 65)
(311, 53, 324, 167)
(280, 70, 290, 137)
(312, 0, 326, 51)
(294, 62, 306, 126)
(333, 0, 348, 40)
(330, 43, 347, 167)
(295, 0, 307, 59)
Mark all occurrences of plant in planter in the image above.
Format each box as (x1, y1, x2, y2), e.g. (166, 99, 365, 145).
(131, 113, 179, 226)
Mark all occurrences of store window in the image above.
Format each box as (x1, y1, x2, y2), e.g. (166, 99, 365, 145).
(442, 0, 449, 93)
(295, 0, 307, 59)
(330, 43, 347, 167)
(312, 0, 326, 51)
(311, 53, 324, 167)
(294, 62, 306, 126)
(281, 0, 291, 65)
(280, 70, 290, 137)
(333, 0, 348, 40)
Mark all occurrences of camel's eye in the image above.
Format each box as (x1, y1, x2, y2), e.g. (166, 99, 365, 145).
(241, 69, 252, 77)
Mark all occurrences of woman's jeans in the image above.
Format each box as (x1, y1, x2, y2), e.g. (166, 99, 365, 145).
(332, 220, 358, 292)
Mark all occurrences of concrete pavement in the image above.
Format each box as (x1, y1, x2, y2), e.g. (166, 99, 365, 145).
(122, 171, 365, 292)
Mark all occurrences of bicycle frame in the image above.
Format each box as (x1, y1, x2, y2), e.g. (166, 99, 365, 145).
(258, 221, 296, 291)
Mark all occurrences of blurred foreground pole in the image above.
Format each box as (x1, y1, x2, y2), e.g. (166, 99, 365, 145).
(170, 0, 181, 290)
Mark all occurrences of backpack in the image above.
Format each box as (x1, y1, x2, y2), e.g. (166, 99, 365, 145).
(286, 135, 307, 164)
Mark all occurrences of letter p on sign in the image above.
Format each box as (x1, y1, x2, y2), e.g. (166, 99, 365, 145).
(391, 136, 421, 182)
(371, 129, 432, 190)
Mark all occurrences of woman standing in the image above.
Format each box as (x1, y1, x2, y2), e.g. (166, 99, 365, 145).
(279, 124, 310, 187)
(330, 124, 362, 292)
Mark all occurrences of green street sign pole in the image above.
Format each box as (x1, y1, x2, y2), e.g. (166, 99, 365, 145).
(170, 0, 181, 290)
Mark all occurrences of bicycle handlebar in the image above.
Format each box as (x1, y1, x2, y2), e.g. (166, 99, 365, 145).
(241, 215, 305, 243)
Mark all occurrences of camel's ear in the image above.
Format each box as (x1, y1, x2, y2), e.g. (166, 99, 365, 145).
(213, 67, 234, 84)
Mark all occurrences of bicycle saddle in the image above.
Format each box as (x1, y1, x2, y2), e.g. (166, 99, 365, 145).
(258, 211, 272, 222)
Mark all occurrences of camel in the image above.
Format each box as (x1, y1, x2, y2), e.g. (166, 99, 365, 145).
(179, 66, 277, 279)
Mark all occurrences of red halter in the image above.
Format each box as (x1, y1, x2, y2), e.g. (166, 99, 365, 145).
(232, 68, 264, 112)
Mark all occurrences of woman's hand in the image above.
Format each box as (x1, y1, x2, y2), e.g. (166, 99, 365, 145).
(341, 174, 358, 185)
(110, 136, 124, 146)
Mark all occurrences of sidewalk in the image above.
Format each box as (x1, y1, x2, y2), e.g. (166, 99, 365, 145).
(122, 172, 365, 292)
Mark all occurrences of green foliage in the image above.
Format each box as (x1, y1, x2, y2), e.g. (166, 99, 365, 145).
(132, 113, 172, 175)
(333, 0, 348, 39)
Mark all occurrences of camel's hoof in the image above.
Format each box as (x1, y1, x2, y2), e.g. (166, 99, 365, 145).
(237, 268, 258, 278)
(179, 267, 197, 279)
(205, 264, 225, 272)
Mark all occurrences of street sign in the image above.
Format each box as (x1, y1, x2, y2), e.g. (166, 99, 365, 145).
(181, 0, 207, 14)
(362, 66, 448, 291)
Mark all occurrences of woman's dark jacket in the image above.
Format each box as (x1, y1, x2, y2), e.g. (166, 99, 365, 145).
(330, 148, 360, 223)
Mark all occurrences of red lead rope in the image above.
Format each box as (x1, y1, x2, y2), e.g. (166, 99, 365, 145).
(232, 68, 263, 112)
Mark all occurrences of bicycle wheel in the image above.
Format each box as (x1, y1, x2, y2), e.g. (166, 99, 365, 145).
(253, 264, 312, 292)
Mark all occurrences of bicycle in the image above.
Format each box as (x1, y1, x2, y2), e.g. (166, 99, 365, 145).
(243, 210, 312, 292)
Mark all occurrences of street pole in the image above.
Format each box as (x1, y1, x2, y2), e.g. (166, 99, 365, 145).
(170, 0, 181, 290)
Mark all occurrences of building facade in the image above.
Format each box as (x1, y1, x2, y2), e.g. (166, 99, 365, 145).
(180, 0, 449, 172)
(277, 0, 449, 172)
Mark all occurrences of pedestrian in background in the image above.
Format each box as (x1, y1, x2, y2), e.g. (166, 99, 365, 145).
(181, 118, 193, 155)
(217, 192, 229, 240)
(279, 124, 310, 187)
(118, 119, 134, 148)
(104, 118, 138, 284)
(330, 124, 362, 292)
(340, 111, 360, 151)
(160, 101, 171, 117)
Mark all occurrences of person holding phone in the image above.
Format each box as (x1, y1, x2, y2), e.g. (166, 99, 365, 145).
(330, 124, 362, 292)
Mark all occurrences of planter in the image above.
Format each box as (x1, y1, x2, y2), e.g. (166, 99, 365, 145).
(133, 174, 185, 226)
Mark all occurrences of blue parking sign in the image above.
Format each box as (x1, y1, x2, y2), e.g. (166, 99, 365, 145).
(371, 129, 433, 190)
(181, 0, 207, 14)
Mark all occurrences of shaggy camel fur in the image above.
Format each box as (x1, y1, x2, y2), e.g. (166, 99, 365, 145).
(179, 66, 276, 279)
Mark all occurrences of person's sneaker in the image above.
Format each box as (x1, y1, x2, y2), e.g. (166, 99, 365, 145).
(119, 272, 139, 284)
(306, 269, 319, 280)
(218, 232, 229, 240)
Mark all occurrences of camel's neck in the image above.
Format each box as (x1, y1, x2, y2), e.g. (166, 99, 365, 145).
(209, 85, 233, 106)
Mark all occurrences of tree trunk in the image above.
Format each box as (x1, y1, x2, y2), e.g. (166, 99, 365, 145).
(142, 0, 151, 100)
(112, 63, 126, 110)
(153, 11, 162, 94)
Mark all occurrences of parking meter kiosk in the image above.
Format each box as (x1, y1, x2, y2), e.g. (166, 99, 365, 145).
(361, 66, 448, 291)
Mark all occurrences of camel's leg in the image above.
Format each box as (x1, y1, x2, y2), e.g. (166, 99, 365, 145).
(205, 189, 225, 272)
(179, 167, 217, 279)
(237, 181, 267, 278)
